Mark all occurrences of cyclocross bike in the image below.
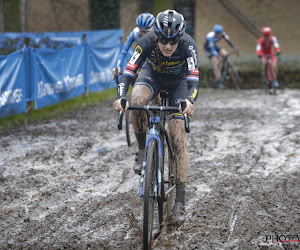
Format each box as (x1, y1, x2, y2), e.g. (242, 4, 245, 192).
(117, 91, 190, 249)
(220, 51, 241, 90)
(262, 54, 280, 95)
(207, 50, 241, 90)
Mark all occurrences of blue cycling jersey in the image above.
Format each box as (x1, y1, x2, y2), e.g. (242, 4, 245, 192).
(203, 31, 234, 57)
(117, 27, 143, 68)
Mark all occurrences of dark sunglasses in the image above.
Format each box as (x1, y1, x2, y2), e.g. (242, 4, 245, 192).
(157, 37, 180, 45)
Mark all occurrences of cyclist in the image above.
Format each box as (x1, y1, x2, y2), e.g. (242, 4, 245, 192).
(113, 9, 199, 221)
(203, 24, 239, 88)
(113, 12, 155, 76)
(256, 26, 281, 87)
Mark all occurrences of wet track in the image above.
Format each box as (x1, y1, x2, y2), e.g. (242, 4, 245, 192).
(1, 89, 300, 249)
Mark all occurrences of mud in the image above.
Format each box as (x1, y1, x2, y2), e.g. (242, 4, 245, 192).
(1, 89, 300, 249)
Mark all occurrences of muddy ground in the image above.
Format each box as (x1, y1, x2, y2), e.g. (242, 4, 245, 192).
(1, 88, 300, 249)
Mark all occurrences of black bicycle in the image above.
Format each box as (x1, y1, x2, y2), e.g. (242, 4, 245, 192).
(221, 51, 241, 90)
(117, 91, 190, 249)
(207, 50, 241, 90)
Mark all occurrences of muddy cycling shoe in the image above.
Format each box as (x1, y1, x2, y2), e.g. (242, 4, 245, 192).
(173, 202, 186, 225)
(133, 149, 144, 175)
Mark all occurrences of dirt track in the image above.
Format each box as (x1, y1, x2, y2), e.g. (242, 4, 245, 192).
(1, 88, 300, 249)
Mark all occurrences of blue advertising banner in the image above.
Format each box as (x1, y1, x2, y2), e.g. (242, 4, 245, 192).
(33, 45, 86, 109)
(88, 45, 121, 93)
(0, 50, 26, 118)
(0, 30, 124, 54)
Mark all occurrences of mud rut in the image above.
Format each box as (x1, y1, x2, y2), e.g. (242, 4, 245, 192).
(1, 89, 300, 249)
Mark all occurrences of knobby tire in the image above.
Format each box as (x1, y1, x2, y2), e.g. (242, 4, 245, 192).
(143, 139, 158, 249)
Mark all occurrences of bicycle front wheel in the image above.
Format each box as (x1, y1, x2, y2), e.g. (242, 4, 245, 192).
(227, 62, 241, 90)
(143, 139, 158, 249)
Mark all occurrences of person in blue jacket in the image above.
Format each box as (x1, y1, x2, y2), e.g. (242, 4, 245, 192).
(204, 24, 239, 88)
(113, 12, 155, 76)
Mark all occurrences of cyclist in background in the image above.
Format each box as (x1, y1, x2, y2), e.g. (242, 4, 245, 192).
(113, 10, 199, 221)
(256, 27, 281, 87)
(203, 24, 239, 88)
(113, 12, 155, 76)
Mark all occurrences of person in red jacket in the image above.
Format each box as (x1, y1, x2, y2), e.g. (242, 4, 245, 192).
(256, 27, 281, 87)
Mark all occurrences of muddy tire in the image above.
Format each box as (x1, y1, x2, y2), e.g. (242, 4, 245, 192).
(143, 139, 157, 249)
(227, 62, 241, 90)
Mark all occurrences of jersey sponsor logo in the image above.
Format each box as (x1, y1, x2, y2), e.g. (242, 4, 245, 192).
(189, 46, 198, 65)
(135, 45, 143, 54)
(119, 82, 125, 96)
(191, 68, 199, 75)
(129, 51, 140, 65)
(126, 63, 138, 71)
(191, 89, 198, 99)
(187, 57, 195, 70)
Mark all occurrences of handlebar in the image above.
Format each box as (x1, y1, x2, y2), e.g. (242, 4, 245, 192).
(117, 100, 191, 133)
(180, 101, 190, 133)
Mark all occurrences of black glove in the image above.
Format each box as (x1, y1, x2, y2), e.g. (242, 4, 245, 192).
(258, 55, 262, 59)
(276, 52, 281, 62)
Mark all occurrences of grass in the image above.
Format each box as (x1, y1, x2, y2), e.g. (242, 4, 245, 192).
(0, 88, 118, 131)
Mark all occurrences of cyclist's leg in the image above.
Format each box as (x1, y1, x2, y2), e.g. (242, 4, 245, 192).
(271, 56, 279, 87)
(219, 48, 228, 69)
(211, 56, 221, 81)
(131, 64, 160, 173)
(167, 79, 189, 221)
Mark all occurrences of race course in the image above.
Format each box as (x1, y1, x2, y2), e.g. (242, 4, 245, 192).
(1, 88, 300, 249)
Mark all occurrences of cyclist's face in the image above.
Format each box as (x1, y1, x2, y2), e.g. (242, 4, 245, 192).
(215, 32, 222, 38)
(139, 28, 151, 37)
(157, 37, 179, 57)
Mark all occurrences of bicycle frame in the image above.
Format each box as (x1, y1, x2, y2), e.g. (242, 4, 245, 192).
(263, 55, 277, 94)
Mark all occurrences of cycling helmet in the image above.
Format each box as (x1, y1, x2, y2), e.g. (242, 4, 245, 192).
(213, 24, 223, 34)
(154, 9, 186, 39)
(136, 13, 155, 30)
(262, 27, 272, 37)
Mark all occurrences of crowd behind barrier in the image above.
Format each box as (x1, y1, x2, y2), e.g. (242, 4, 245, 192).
(0, 30, 132, 119)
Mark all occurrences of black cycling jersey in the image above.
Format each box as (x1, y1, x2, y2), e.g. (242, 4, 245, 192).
(117, 30, 199, 102)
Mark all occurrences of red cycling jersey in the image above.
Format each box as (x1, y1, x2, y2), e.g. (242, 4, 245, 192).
(256, 35, 280, 56)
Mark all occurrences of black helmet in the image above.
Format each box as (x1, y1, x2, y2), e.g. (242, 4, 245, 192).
(154, 9, 186, 39)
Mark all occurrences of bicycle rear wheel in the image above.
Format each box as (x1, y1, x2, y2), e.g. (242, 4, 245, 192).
(143, 139, 158, 249)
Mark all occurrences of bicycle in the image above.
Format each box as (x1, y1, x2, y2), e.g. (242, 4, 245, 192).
(262, 54, 279, 95)
(117, 92, 190, 249)
(206, 50, 241, 90)
(220, 51, 241, 90)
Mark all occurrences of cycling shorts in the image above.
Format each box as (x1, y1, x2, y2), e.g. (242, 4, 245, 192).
(133, 61, 188, 120)
(203, 45, 221, 59)
(260, 54, 277, 63)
